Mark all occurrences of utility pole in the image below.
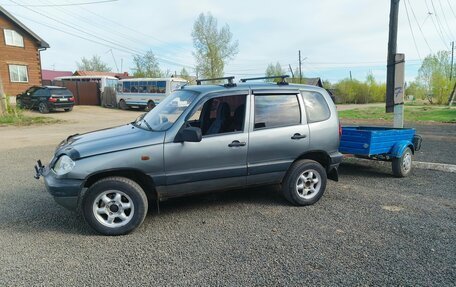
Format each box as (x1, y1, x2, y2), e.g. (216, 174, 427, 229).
(289, 64, 294, 78)
(349, 71, 353, 81)
(450, 41, 454, 81)
(298, 50, 302, 84)
(386, 0, 400, 113)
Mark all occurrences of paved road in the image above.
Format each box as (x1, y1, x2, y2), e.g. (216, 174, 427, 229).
(0, 106, 143, 151)
(0, 145, 454, 286)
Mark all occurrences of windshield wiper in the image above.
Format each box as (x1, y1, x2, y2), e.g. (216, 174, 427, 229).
(141, 119, 154, 131)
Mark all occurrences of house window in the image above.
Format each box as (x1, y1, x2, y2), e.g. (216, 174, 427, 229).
(9, 65, 29, 83)
(4, 29, 24, 47)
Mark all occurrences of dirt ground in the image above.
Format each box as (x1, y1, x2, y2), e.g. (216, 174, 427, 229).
(0, 106, 143, 151)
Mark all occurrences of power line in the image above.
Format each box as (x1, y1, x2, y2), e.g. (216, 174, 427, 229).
(0, 0, 118, 6)
(404, 0, 422, 60)
(39, 0, 193, 65)
(408, 0, 433, 53)
(447, 0, 456, 19)
(9, 0, 195, 69)
(430, 0, 452, 43)
(437, 0, 455, 39)
(425, 0, 449, 48)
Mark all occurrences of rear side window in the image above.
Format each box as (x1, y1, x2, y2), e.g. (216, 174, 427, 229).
(302, 91, 330, 123)
(254, 95, 301, 129)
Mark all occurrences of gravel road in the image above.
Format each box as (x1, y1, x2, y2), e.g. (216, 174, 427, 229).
(0, 145, 454, 286)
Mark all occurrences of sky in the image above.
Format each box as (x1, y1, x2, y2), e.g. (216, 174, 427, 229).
(2, 0, 456, 83)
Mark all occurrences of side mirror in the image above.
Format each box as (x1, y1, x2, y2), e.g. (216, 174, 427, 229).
(181, 127, 202, 142)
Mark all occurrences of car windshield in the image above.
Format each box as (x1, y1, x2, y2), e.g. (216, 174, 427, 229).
(140, 90, 199, 131)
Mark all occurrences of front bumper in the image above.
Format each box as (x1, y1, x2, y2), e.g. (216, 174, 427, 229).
(34, 161, 83, 211)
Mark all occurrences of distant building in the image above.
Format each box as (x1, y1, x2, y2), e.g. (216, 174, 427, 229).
(302, 77, 324, 87)
(73, 70, 131, 79)
(0, 6, 49, 96)
(42, 69, 73, 81)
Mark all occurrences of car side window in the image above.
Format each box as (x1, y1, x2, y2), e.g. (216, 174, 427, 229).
(187, 95, 247, 136)
(302, 91, 330, 123)
(254, 95, 301, 129)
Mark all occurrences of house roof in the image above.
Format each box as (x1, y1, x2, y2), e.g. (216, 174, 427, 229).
(73, 71, 131, 79)
(0, 6, 49, 49)
(302, 77, 323, 87)
(41, 69, 73, 81)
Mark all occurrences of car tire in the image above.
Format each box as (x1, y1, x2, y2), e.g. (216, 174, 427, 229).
(145, 100, 155, 111)
(38, 102, 49, 114)
(64, 107, 73, 112)
(82, 177, 148, 236)
(119, 99, 128, 110)
(392, 147, 412, 178)
(282, 159, 327, 206)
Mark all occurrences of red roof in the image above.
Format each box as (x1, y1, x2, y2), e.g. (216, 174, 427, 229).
(41, 69, 73, 81)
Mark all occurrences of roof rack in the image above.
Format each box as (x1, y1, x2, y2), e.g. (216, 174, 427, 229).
(196, 76, 236, 87)
(240, 75, 290, 85)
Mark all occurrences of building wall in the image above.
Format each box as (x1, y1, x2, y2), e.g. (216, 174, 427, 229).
(0, 14, 42, 96)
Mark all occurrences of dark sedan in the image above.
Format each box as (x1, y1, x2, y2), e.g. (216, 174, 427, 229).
(16, 86, 75, 113)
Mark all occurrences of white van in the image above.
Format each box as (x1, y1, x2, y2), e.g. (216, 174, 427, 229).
(117, 77, 188, 110)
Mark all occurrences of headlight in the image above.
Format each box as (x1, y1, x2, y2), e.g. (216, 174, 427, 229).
(53, 155, 75, 176)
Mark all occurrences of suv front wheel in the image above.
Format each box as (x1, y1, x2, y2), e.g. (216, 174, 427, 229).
(282, 160, 327, 206)
(82, 177, 148, 235)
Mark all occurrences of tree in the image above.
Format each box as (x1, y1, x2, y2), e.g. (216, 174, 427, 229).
(179, 67, 194, 82)
(76, 55, 111, 72)
(417, 51, 455, 104)
(132, 50, 163, 78)
(265, 62, 284, 82)
(192, 12, 238, 80)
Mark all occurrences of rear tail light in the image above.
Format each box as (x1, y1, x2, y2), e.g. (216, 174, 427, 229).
(48, 97, 57, 103)
(69, 97, 74, 102)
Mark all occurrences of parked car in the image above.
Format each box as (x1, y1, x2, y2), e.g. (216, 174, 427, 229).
(34, 76, 342, 235)
(16, 86, 75, 113)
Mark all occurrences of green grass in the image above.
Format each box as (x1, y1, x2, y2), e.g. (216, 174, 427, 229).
(0, 113, 62, 126)
(338, 106, 456, 123)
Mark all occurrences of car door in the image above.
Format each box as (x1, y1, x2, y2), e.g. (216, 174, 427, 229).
(162, 93, 249, 197)
(30, 88, 48, 108)
(247, 90, 310, 185)
(21, 87, 37, 107)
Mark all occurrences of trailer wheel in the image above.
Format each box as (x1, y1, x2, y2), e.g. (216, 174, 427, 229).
(392, 147, 412, 178)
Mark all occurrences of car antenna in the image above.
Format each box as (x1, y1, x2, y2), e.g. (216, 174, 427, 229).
(196, 76, 236, 88)
(240, 75, 290, 85)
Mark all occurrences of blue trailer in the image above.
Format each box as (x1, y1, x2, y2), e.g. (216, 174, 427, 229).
(339, 126, 422, 177)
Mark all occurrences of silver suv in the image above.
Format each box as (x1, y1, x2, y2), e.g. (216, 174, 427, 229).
(35, 76, 342, 235)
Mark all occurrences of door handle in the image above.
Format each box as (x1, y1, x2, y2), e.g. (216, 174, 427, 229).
(291, 133, 307, 140)
(228, 140, 246, 147)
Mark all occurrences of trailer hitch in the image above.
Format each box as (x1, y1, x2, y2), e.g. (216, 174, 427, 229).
(34, 160, 45, 179)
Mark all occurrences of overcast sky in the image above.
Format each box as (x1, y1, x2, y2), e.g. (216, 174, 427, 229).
(3, 0, 456, 83)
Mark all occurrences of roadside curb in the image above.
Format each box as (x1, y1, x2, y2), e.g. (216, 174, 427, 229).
(344, 157, 456, 173)
(414, 161, 456, 173)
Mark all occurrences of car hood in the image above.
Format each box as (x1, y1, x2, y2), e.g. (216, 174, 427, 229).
(55, 124, 165, 159)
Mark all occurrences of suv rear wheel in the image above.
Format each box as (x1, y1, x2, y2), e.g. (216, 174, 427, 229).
(82, 177, 148, 235)
(38, 102, 49, 114)
(282, 160, 327, 206)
